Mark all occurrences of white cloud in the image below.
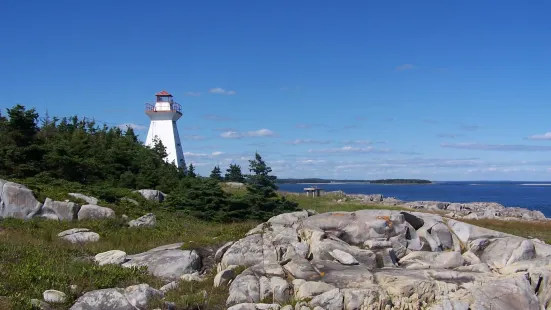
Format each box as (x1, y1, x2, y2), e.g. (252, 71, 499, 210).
(248, 129, 275, 137)
(527, 132, 551, 140)
(117, 123, 146, 131)
(441, 142, 551, 152)
(220, 129, 276, 139)
(209, 87, 237, 95)
(220, 131, 243, 139)
(184, 151, 225, 159)
(287, 139, 332, 145)
(395, 64, 414, 71)
(308, 146, 391, 154)
(183, 135, 206, 140)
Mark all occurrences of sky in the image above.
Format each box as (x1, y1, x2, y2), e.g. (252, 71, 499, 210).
(2, 1, 551, 181)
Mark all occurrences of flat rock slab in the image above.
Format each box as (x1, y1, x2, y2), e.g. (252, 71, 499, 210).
(95, 250, 127, 266)
(122, 244, 200, 280)
(58, 228, 100, 244)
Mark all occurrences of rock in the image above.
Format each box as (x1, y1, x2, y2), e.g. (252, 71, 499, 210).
(507, 239, 535, 265)
(124, 284, 164, 310)
(94, 250, 127, 266)
(39, 198, 80, 220)
(309, 288, 343, 310)
(31, 299, 52, 310)
(397, 251, 464, 270)
(429, 222, 454, 250)
(122, 243, 201, 280)
(270, 276, 291, 303)
(462, 250, 481, 265)
(159, 281, 178, 293)
(134, 189, 165, 202)
(227, 274, 260, 306)
(214, 269, 236, 287)
(268, 210, 309, 226)
(58, 228, 100, 244)
(221, 234, 264, 269)
(77, 204, 115, 220)
(215, 241, 234, 263)
(465, 212, 479, 220)
(181, 271, 203, 282)
(43, 290, 67, 303)
(470, 275, 540, 310)
(329, 249, 359, 265)
(225, 182, 246, 189)
(400, 211, 424, 230)
(69, 288, 134, 310)
(68, 193, 98, 205)
(0, 179, 43, 219)
(295, 281, 336, 300)
(228, 304, 257, 310)
(128, 213, 156, 227)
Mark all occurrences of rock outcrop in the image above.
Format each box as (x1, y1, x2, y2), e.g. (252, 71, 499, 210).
(134, 189, 165, 202)
(121, 243, 201, 280)
(345, 193, 548, 221)
(69, 284, 163, 310)
(219, 210, 551, 310)
(128, 213, 156, 227)
(0, 179, 117, 221)
(58, 228, 100, 244)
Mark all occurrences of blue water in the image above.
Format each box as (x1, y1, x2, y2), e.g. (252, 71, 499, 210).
(278, 181, 551, 217)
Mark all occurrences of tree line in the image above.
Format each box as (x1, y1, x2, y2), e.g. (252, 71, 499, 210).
(0, 104, 298, 221)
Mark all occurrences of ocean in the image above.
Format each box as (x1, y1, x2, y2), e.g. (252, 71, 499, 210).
(278, 181, 551, 217)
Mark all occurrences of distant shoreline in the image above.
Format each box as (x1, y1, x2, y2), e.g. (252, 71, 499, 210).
(278, 178, 432, 185)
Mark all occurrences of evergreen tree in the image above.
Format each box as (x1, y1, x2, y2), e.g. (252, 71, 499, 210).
(187, 163, 197, 178)
(246, 152, 278, 197)
(243, 152, 298, 220)
(209, 165, 223, 181)
(225, 164, 245, 182)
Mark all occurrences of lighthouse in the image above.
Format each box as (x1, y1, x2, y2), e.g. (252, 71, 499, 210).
(145, 90, 186, 169)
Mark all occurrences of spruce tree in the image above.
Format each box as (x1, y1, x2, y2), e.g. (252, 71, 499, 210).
(210, 165, 223, 181)
(225, 163, 245, 182)
(187, 163, 197, 178)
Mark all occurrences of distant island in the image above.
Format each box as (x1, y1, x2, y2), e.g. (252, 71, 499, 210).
(277, 178, 432, 184)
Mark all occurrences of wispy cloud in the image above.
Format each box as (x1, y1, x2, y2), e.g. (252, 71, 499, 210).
(296, 123, 330, 129)
(308, 146, 391, 154)
(202, 114, 232, 121)
(117, 123, 146, 131)
(209, 88, 237, 95)
(184, 126, 202, 131)
(437, 133, 461, 139)
(341, 140, 372, 145)
(395, 64, 415, 71)
(527, 132, 551, 140)
(423, 119, 439, 124)
(460, 124, 480, 131)
(185, 92, 201, 97)
(184, 151, 225, 159)
(183, 135, 206, 141)
(287, 139, 333, 145)
(441, 142, 551, 152)
(220, 129, 276, 139)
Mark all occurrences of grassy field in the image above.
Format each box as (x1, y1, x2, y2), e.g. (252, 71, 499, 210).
(2, 189, 551, 309)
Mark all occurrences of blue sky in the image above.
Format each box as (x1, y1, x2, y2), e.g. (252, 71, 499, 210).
(2, 0, 551, 181)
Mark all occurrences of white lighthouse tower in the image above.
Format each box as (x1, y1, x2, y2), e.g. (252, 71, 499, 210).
(145, 90, 186, 168)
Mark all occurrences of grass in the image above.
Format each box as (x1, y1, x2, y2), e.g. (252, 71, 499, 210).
(2, 187, 551, 309)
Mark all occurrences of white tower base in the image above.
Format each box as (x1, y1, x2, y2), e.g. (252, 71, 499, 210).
(144, 91, 186, 169)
